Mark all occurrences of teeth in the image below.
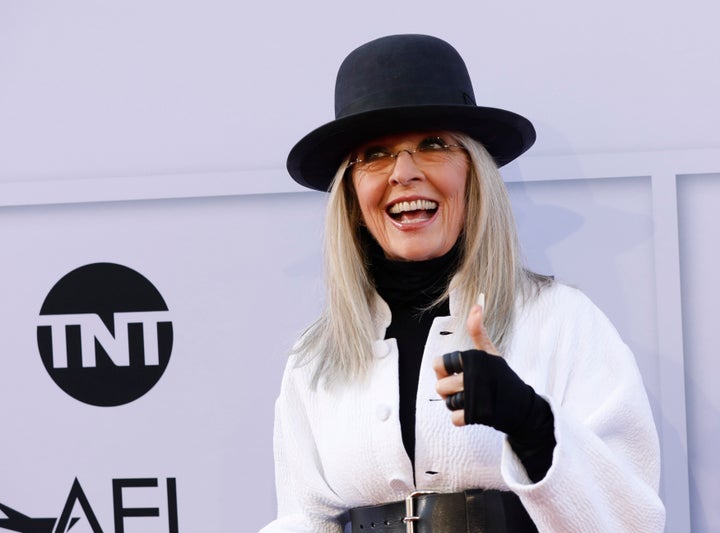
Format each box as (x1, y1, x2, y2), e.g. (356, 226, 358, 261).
(388, 199, 438, 214)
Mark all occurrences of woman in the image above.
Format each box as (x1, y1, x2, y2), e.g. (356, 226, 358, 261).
(261, 34, 665, 532)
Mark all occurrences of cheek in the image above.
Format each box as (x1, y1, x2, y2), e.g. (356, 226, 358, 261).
(353, 176, 384, 220)
(444, 169, 468, 232)
(447, 197, 466, 238)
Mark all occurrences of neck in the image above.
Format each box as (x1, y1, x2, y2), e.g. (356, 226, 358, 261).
(363, 229, 462, 308)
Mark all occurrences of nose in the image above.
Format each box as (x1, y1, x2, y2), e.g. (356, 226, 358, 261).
(389, 150, 424, 186)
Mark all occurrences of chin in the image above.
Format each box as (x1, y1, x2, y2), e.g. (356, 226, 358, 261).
(389, 246, 444, 262)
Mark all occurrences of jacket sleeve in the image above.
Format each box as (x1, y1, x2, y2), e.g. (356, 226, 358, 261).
(259, 358, 346, 533)
(500, 286, 665, 532)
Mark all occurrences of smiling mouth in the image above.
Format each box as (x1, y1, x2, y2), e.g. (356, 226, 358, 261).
(387, 199, 438, 223)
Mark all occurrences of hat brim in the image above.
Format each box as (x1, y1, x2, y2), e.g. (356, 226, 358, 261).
(287, 105, 536, 191)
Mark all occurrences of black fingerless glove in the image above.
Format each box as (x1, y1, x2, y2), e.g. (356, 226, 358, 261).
(461, 349, 557, 482)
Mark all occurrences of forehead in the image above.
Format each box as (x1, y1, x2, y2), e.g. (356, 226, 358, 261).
(354, 130, 457, 149)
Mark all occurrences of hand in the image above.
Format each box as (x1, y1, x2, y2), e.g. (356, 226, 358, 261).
(434, 301, 556, 481)
(433, 303, 500, 426)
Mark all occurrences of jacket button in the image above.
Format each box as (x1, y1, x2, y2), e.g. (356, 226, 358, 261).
(376, 404, 391, 421)
(389, 478, 407, 492)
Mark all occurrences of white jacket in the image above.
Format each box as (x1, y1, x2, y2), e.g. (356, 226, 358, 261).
(261, 283, 665, 532)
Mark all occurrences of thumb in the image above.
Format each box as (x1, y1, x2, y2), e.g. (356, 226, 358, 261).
(467, 296, 500, 355)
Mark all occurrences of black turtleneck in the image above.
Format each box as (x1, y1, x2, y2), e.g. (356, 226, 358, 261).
(366, 234, 461, 466)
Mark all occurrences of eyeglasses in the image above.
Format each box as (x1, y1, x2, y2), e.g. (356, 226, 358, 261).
(346, 136, 467, 174)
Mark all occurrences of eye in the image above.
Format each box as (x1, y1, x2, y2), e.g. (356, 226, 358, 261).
(417, 136, 448, 151)
(362, 146, 392, 162)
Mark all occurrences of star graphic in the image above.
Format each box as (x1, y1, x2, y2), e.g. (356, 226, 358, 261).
(0, 502, 78, 533)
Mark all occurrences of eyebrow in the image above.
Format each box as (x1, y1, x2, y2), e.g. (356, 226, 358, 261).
(357, 134, 450, 149)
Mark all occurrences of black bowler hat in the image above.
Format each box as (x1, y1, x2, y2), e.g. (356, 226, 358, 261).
(287, 34, 536, 192)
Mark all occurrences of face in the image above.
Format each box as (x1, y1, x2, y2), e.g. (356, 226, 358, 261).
(350, 131, 468, 261)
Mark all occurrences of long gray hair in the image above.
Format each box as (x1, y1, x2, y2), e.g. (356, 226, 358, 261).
(292, 133, 550, 387)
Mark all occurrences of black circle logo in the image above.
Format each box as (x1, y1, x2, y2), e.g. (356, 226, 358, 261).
(37, 263, 173, 407)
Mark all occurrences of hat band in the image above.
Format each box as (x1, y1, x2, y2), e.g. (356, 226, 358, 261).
(336, 85, 476, 119)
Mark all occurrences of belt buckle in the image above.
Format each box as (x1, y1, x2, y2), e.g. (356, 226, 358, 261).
(403, 490, 439, 533)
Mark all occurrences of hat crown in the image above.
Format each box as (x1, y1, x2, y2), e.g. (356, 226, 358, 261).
(287, 34, 535, 191)
(334, 34, 476, 119)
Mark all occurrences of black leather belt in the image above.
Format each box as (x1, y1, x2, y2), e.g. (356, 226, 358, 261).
(349, 489, 538, 533)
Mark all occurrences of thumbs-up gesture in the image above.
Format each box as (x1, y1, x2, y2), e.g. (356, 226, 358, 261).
(433, 299, 537, 434)
(433, 302, 500, 426)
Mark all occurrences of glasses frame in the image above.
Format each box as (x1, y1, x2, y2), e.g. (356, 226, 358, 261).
(345, 142, 467, 172)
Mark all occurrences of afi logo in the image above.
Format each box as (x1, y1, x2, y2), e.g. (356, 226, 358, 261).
(0, 477, 178, 533)
(37, 263, 173, 407)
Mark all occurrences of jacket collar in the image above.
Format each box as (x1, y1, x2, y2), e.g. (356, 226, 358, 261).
(369, 275, 471, 340)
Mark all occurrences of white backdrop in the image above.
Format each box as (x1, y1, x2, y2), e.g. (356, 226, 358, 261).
(1, 1, 719, 532)
(0, 192, 326, 532)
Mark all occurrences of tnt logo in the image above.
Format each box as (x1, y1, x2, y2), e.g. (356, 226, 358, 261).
(37, 263, 173, 407)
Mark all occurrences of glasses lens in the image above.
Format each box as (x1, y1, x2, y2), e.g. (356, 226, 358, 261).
(351, 139, 464, 173)
(415, 147, 455, 165)
(362, 157, 393, 173)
